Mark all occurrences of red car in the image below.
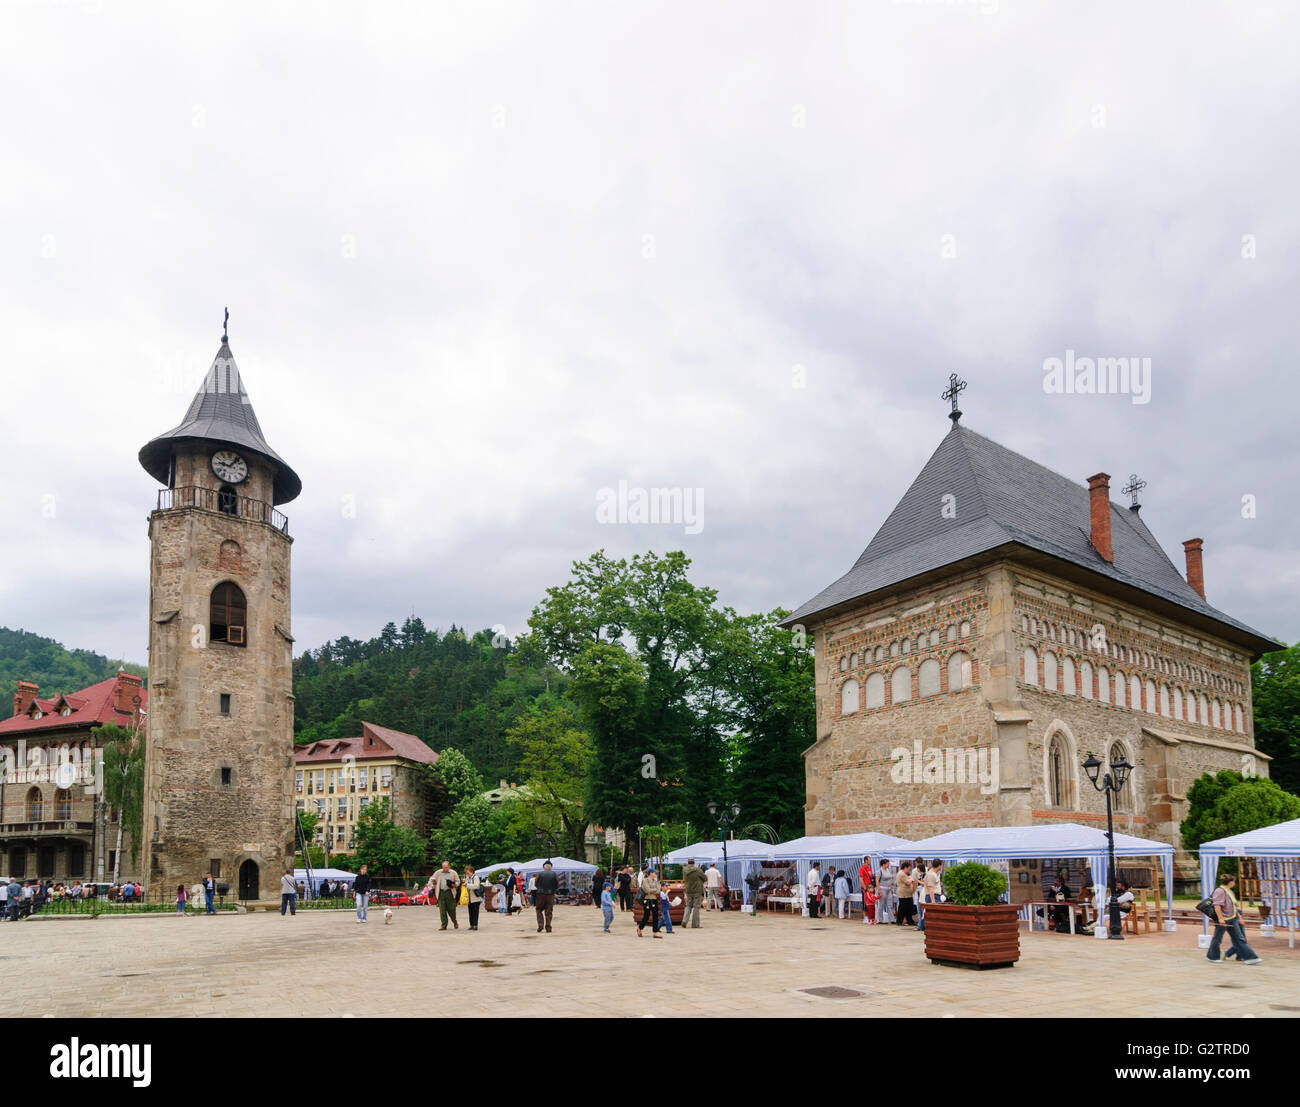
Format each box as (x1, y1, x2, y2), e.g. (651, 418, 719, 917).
(370, 889, 410, 907)
(411, 891, 435, 906)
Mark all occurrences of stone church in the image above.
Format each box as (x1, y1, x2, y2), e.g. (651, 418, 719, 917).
(136, 324, 300, 899)
(783, 409, 1277, 856)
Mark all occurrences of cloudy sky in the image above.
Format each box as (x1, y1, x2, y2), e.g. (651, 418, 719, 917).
(2, 0, 1297, 668)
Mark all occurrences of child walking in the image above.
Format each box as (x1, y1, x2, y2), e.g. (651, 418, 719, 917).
(600, 881, 615, 933)
(176, 883, 188, 916)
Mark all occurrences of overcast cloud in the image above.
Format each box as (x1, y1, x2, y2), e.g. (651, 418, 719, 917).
(1, 0, 1296, 667)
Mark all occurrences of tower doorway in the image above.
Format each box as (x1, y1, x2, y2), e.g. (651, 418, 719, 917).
(238, 859, 260, 901)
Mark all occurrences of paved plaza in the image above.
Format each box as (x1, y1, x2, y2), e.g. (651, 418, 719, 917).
(8, 905, 1299, 1018)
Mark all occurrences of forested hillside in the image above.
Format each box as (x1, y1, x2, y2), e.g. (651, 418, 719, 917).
(291, 617, 565, 784)
(0, 627, 147, 695)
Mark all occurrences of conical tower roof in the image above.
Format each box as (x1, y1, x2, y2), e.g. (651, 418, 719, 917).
(139, 337, 301, 504)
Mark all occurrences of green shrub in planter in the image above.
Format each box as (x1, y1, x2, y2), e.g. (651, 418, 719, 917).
(942, 862, 1007, 907)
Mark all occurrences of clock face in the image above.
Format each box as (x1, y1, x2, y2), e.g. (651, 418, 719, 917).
(211, 450, 248, 484)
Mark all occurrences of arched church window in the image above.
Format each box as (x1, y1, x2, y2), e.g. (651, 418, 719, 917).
(840, 679, 860, 716)
(890, 666, 912, 704)
(1046, 733, 1073, 809)
(1110, 741, 1135, 812)
(1079, 660, 1093, 699)
(948, 651, 969, 693)
(960, 620, 971, 637)
(55, 789, 71, 820)
(865, 672, 885, 709)
(874, 646, 884, 662)
(918, 659, 941, 697)
(1043, 651, 1058, 691)
(211, 581, 247, 646)
(1023, 646, 1038, 686)
(26, 787, 43, 821)
(839, 654, 848, 673)
(1097, 665, 1110, 703)
(1061, 656, 1076, 695)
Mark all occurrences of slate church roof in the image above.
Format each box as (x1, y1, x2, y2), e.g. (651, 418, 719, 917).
(139, 338, 301, 504)
(782, 423, 1277, 657)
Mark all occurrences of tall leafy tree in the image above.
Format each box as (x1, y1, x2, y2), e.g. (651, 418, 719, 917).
(523, 550, 730, 857)
(506, 699, 593, 860)
(1182, 769, 1300, 853)
(352, 797, 427, 877)
(1252, 643, 1300, 795)
(94, 722, 144, 882)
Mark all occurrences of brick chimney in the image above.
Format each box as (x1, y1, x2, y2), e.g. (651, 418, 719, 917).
(113, 670, 144, 716)
(13, 681, 38, 716)
(1086, 473, 1114, 563)
(1183, 538, 1206, 600)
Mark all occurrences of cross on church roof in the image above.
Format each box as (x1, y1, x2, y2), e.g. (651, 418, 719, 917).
(1122, 474, 1147, 510)
(222, 306, 229, 345)
(942, 372, 967, 424)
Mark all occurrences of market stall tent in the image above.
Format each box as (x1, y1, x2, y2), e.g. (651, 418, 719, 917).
(293, 868, 358, 896)
(879, 822, 1176, 926)
(1198, 817, 1300, 945)
(758, 832, 917, 912)
(663, 839, 779, 901)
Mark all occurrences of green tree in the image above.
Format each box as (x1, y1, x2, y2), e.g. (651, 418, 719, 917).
(431, 795, 496, 867)
(506, 699, 592, 860)
(352, 797, 427, 877)
(94, 723, 144, 881)
(427, 746, 485, 821)
(1253, 643, 1300, 795)
(719, 609, 815, 837)
(523, 550, 731, 859)
(1182, 770, 1300, 853)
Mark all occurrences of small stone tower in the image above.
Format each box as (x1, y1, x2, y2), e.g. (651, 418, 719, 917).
(138, 319, 301, 900)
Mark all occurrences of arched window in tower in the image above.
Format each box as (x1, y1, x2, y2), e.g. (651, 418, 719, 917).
(217, 483, 238, 516)
(840, 679, 860, 716)
(210, 581, 247, 646)
(1110, 741, 1135, 812)
(891, 666, 912, 704)
(26, 787, 43, 821)
(55, 788, 71, 820)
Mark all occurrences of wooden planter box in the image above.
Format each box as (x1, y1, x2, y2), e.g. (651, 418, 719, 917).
(923, 903, 1020, 969)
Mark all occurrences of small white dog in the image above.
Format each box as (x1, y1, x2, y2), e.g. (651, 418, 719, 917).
(383, 908, 393, 925)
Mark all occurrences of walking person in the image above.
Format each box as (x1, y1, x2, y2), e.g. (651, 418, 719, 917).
(591, 867, 605, 907)
(462, 865, 482, 930)
(601, 881, 615, 933)
(176, 884, 188, 916)
(705, 863, 724, 912)
(434, 861, 460, 931)
(534, 860, 559, 933)
(658, 883, 675, 934)
(280, 869, 297, 917)
(682, 858, 705, 928)
(637, 868, 663, 938)
(917, 860, 943, 933)
(834, 870, 851, 919)
(895, 860, 918, 927)
(353, 864, 372, 923)
(1207, 873, 1262, 965)
(876, 859, 896, 925)
(617, 867, 634, 912)
(805, 862, 822, 918)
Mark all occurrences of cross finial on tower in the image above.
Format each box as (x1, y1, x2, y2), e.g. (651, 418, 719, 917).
(942, 372, 967, 424)
(222, 307, 229, 345)
(1122, 473, 1147, 510)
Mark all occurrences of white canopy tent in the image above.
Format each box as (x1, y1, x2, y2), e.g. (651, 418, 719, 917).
(663, 840, 778, 903)
(293, 867, 358, 897)
(516, 856, 597, 874)
(879, 822, 1176, 926)
(755, 832, 917, 912)
(1199, 817, 1300, 945)
(475, 862, 526, 879)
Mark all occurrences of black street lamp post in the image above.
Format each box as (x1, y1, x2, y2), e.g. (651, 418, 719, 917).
(706, 800, 741, 909)
(1083, 752, 1133, 940)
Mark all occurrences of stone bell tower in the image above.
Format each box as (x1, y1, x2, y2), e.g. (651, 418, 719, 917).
(138, 315, 301, 900)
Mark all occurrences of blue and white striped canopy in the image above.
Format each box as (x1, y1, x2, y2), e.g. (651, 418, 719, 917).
(1198, 817, 1300, 936)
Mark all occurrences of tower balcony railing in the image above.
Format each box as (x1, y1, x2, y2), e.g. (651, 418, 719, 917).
(156, 486, 289, 534)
